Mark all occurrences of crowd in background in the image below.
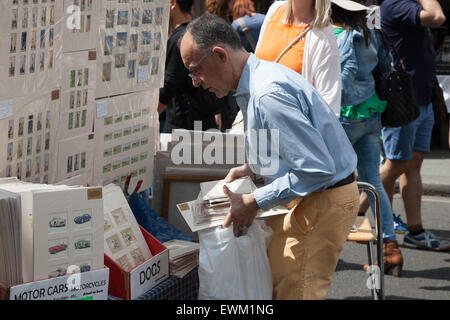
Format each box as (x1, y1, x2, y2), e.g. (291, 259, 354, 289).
(160, 0, 449, 299)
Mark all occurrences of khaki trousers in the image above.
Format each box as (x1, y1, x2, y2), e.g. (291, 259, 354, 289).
(267, 181, 359, 300)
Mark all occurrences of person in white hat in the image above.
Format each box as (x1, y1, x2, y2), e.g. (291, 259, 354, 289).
(330, 0, 405, 276)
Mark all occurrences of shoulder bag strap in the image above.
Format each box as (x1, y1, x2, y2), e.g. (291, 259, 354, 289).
(378, 28, 407, 71)
(275, 26, 310, 63)
(236, 18, 257, 52)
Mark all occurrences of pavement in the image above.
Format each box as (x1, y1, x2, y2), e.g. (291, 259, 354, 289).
(420, 148, 450, 196)
(327, 147, 450, 300)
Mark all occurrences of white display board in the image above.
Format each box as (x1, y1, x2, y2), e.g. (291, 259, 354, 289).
(56, 134, 94, 185)
(0, 91, 60, 185)
(437, 75, 450, 113)
(0, 0, 63, 99)
(32, 186, 104, 281)
(103, 184, 152, 271)
(93, 90, 159, 192)
(63, 0, 101, 53)
(96, 0, 170, 98)
(58, 50, 97, 141)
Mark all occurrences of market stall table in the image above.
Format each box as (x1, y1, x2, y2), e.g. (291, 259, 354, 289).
(108, 267, 199, 300)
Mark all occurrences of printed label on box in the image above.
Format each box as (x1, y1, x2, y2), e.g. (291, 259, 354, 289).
(129, 249, 169, 300)
(9, 268, 109, 300)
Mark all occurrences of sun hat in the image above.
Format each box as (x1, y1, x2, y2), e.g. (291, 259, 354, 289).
(330, 0, 370, 11)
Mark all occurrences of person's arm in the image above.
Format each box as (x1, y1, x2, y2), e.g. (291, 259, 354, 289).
(418, 0, 446, 27)
(308, 28, 342, 115)
(214, 113, 222, 131)
(251, 92, 337, 210)
(338, 31, 358, 102)
(157, 102, 167, 115)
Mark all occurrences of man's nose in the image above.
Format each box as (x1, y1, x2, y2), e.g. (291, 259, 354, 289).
(192, 77, 201, 87)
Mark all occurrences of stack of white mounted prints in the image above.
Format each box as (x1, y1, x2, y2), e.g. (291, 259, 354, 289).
(193, 177, 256, 225)
(0, 177, 104, 283)
(102, 184, 152, 271)
(163, 239, 199, 278)
(177, 177, 290, 232)
(0, 189, 22, 287)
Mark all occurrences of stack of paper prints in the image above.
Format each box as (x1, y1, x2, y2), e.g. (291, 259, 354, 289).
(192, 177, 256, 225)
(163, 239, 199, 278)
(0, 178, 104, 282)
(177, 177, 290, 232)
(0, 189, 22, 287)
(103, 184, 152, 271)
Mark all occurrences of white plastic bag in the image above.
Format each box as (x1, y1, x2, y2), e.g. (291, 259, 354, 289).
(198, 220, 273, 300)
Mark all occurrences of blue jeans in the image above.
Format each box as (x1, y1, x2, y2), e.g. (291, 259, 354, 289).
(340, 113, 396, 241)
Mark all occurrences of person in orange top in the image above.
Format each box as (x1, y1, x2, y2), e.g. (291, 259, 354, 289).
(255, 0, 342, 114)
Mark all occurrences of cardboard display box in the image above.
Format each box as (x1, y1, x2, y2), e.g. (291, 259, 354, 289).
(104, 225, 169, 300)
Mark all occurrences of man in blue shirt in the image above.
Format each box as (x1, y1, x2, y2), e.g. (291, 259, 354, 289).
(179, 14, 359, 299)
(380, 0, 450, 251)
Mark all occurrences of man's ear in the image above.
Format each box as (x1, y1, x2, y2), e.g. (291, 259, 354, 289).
(212, 46, 228, 64)
(170, 0, 177, 10)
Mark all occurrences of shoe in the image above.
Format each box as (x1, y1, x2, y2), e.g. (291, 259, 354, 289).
(364, 240, 403, 277)
(383, 240, 403, 276)
(393, 213, 408, 234)
(403, 230, 450, 251)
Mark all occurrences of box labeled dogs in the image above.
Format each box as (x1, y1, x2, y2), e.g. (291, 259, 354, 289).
(104, 226, 169, 300)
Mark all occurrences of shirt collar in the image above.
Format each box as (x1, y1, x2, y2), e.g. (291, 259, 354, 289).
(235, 53, 259, 99)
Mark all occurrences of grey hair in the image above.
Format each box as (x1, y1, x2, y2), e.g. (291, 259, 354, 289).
(184, 14, 243, 51)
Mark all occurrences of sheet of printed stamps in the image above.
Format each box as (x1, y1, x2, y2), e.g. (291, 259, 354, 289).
(0, 90, 60, 185)
(32, 186, 104, 281)
(93, 90, 158, 193)
(63, 0, 101, 53)
(96, 0, 169, 98)
(58, 50, 96, 141)
(0, 0, 63, 99)
(103, 184, 152, 271)
(55, 134, 94, 186)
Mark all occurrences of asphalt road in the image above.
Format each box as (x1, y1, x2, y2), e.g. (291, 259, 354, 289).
(327, 194, 450, 300)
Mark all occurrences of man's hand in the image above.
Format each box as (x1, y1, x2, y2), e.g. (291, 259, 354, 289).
(224, 163, 255, 183)
(222, 186, 259, 235)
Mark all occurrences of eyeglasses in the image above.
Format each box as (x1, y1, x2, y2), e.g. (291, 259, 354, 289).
(187, 49, 213, 80)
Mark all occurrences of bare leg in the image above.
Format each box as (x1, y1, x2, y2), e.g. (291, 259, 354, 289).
(380, 158, 408, 206)
(399, 151, 425, 228)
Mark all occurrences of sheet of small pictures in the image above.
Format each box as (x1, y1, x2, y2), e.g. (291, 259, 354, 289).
(55, 134, 94, 185)
(93, 90, 159, 193)
(96, 0, 170, 98)
(62, 0, 101, 53)
(0, 91, 60, 185)
(0, 0, 63, 99)
(103, 184, 152, 271)
(32, 186, 104, 281)
(58, 50, 96, 141)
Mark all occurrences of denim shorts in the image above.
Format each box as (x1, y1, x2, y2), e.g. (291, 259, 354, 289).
(382, 102, 434, 161)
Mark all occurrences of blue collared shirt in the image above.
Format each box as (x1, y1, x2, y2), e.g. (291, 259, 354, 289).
(234, 54, 357, 210)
